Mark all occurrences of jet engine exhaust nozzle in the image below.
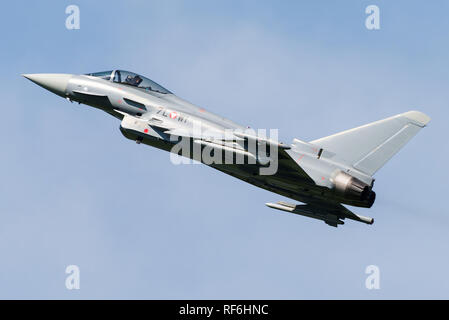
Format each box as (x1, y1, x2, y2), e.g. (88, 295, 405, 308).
(332, 171, 375, 207)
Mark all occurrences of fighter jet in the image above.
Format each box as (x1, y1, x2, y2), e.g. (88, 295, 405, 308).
(23, 70, 430, 227)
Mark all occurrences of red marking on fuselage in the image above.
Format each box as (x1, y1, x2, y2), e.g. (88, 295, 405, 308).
(169, 112, 177, 119)
(144, 128, 149, 133)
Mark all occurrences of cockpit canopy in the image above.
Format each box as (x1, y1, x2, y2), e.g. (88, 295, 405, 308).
(85, 70, 172, 94)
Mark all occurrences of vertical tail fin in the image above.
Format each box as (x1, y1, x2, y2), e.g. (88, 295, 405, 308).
(310, 111, 430, 175)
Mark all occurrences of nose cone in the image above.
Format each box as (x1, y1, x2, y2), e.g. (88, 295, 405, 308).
(23, 73, 72, 97)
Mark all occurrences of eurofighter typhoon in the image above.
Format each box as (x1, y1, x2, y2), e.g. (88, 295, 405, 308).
(23, 70, 430, 227)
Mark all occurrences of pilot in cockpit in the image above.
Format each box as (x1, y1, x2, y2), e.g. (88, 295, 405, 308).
(125, 74, 143, 87)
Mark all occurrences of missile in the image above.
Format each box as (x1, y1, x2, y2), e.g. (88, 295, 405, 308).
(266, 201, 374, 227)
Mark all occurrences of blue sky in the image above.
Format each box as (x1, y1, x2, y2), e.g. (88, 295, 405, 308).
(0, 0, 448, 298)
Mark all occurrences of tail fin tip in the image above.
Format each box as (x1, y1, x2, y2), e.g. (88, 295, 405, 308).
(402, 110, 431, 127)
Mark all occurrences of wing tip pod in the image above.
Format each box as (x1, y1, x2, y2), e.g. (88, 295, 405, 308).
(402, 110, 431, 127)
